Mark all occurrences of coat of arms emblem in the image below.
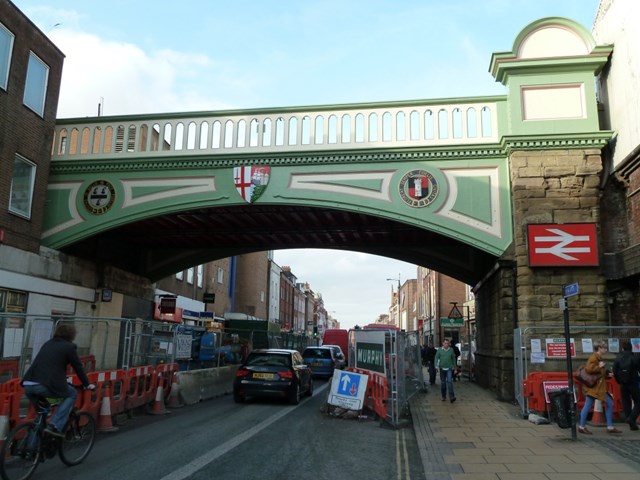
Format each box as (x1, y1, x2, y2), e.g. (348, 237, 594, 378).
(233, 166, 271, 203)
(398, 170, 438, 207)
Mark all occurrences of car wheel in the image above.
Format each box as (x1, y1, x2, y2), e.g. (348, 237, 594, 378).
(233, 390, 245, 403)
(305, 379, 314, 397)
(289, 384, 300, 405)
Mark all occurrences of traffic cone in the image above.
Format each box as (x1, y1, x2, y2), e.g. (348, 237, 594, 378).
(166, 374, 183, 408)
(97, 384, 119, 432)
(589, 398, 606, 427)
(148, 373, 170, 415)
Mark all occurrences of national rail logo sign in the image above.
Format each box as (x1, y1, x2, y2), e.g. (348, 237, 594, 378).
(527, 223, 599, 267)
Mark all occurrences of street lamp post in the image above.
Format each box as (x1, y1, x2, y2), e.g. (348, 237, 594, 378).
(386, 274, 401, 327)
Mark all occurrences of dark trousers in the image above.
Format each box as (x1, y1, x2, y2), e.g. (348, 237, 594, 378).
(428, 361, 436, 385)
(620, 382, 640, 426)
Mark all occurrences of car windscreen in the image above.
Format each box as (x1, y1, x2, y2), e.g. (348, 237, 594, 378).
(303, 348, 332, 359)
(246, 353, 291, 367)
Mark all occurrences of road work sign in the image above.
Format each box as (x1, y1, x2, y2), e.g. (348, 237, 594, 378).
(328, 370, 369, 411)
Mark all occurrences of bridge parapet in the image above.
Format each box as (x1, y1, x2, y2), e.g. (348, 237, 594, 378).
(51, 97, 503, 161)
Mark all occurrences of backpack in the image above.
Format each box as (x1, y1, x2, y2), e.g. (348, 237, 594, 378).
(615, 353, 636, 384)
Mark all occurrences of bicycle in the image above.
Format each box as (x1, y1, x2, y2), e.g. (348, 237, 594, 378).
(0, 396, 96, 480)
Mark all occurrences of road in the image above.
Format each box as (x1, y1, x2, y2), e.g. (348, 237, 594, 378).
(32, 380, 425, 480)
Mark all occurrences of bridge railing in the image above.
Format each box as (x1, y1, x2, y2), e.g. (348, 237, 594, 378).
(51, 97, 504, 160)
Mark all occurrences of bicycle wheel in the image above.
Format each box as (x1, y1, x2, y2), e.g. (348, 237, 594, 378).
(0, 423, 41, 480)
(58, 412, 96, 466)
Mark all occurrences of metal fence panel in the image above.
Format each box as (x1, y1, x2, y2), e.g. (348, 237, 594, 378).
(514, 325, 640, 417)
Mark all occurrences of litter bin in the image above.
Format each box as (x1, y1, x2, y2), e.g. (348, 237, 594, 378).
(548, 388, 574, 429)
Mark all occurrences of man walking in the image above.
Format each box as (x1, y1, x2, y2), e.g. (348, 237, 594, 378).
(435, 339, 457, 403)
(425, 342, 437, 386)
(613, 341, 640, 430)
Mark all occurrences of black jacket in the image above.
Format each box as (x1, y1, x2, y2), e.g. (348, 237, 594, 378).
(613, 351, 640, 385)
(22, 336, 90, 396)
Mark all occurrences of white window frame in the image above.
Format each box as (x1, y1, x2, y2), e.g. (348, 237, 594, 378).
(0, 22, 14, 91)
(197, 265, 203, 288)
(9, 154, 36, 219)
(23, 52, 49, 117)
(187, 267, 194, 285)
(175, 271, 184, 280)
(217, 268, 224, 284)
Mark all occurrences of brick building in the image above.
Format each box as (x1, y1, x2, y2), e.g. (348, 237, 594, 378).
(416, 267, 468, 346)
(0, 0, 76, 316)
(594, 0, 640, 325)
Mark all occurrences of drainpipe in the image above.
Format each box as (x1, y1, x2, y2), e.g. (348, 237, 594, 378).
(229, 256, 237, 311)
(512, 263, 518, 331)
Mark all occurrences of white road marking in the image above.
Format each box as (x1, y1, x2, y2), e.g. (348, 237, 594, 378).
(158, 382, 329, 480)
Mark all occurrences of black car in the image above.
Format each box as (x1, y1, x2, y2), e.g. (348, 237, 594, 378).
(233, 349, 313, 404)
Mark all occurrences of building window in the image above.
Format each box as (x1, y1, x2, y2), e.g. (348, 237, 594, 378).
(197, 265, 203, 288)
(0, 288, 27, 313)
(217, 268, 224, 284)
(175, 271, 184, 281)
(9, 155, 36, 219)
(187, 267, 194, 285)
(23, 52, 49, 117)
(0, 23, 14, 91)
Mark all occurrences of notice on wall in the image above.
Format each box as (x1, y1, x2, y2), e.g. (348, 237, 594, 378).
(530, 338, 542, 353)
(545, 338, 575, 358)
(631, 338, 640, 353)
(582, 338, 593, 353)
(608, 338, 620, 353)
(531, 352, 545, 364)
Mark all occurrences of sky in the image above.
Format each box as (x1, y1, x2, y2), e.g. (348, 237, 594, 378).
(15, 0, 601, 329)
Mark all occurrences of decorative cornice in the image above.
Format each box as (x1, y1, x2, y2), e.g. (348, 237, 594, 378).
(501, 132, 613, 153)
(48, 146, 507, 175)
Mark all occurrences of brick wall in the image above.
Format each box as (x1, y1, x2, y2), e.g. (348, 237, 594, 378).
(0, 1, 64, 252)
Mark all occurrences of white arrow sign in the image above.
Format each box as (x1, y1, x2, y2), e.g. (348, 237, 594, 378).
(534, 229, 591, 260)
(340, 373, 351, 391)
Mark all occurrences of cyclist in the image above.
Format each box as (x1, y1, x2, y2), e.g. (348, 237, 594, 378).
(21, 323, 95, 437)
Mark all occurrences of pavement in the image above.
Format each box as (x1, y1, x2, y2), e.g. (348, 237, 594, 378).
(409, 374, 640, 480)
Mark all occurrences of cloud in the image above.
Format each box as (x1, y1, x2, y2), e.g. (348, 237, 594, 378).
(274, 249, 419, 330)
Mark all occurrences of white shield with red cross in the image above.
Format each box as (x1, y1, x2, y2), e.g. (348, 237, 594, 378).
(233, 166, 271, 203)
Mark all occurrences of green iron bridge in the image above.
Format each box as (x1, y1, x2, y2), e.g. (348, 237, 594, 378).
(41, 17, 611, 289)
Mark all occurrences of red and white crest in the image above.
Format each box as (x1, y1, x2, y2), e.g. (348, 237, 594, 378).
(233, 166, 271, 203)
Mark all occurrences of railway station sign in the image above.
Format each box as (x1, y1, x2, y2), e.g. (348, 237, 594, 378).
(527, 223, 599, 267)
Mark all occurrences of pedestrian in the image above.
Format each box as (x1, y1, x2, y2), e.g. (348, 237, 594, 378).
(21, 323, 95, 437)
(425, 342, 437, 386)
(452, 342, 461, 381)
(613, 340, 640, 431)
(577, 340, 621, 434)
(434, 338, 456, 403)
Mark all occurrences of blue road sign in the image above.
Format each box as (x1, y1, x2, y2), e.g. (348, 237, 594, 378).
(337, 372, 360, 397)
(563, 283, 579, 298)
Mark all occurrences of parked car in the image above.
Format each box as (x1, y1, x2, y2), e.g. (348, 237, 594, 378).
(323, 344, 346, 369)
(302, 346, 337, 378)
(233, 349, 313, 404)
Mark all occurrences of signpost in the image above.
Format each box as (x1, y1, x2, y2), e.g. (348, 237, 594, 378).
(561, 283, 579, 441)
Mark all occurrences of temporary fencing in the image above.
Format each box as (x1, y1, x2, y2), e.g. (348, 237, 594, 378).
(0, 363, 179, 437)
(514, 325, 640, 419)
(347, 329, 424, 428)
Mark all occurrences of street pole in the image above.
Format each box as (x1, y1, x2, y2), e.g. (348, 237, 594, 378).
(561, 290, 577, 441)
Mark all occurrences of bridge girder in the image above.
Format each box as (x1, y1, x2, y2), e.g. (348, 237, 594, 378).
(60, 204, 497, 284)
